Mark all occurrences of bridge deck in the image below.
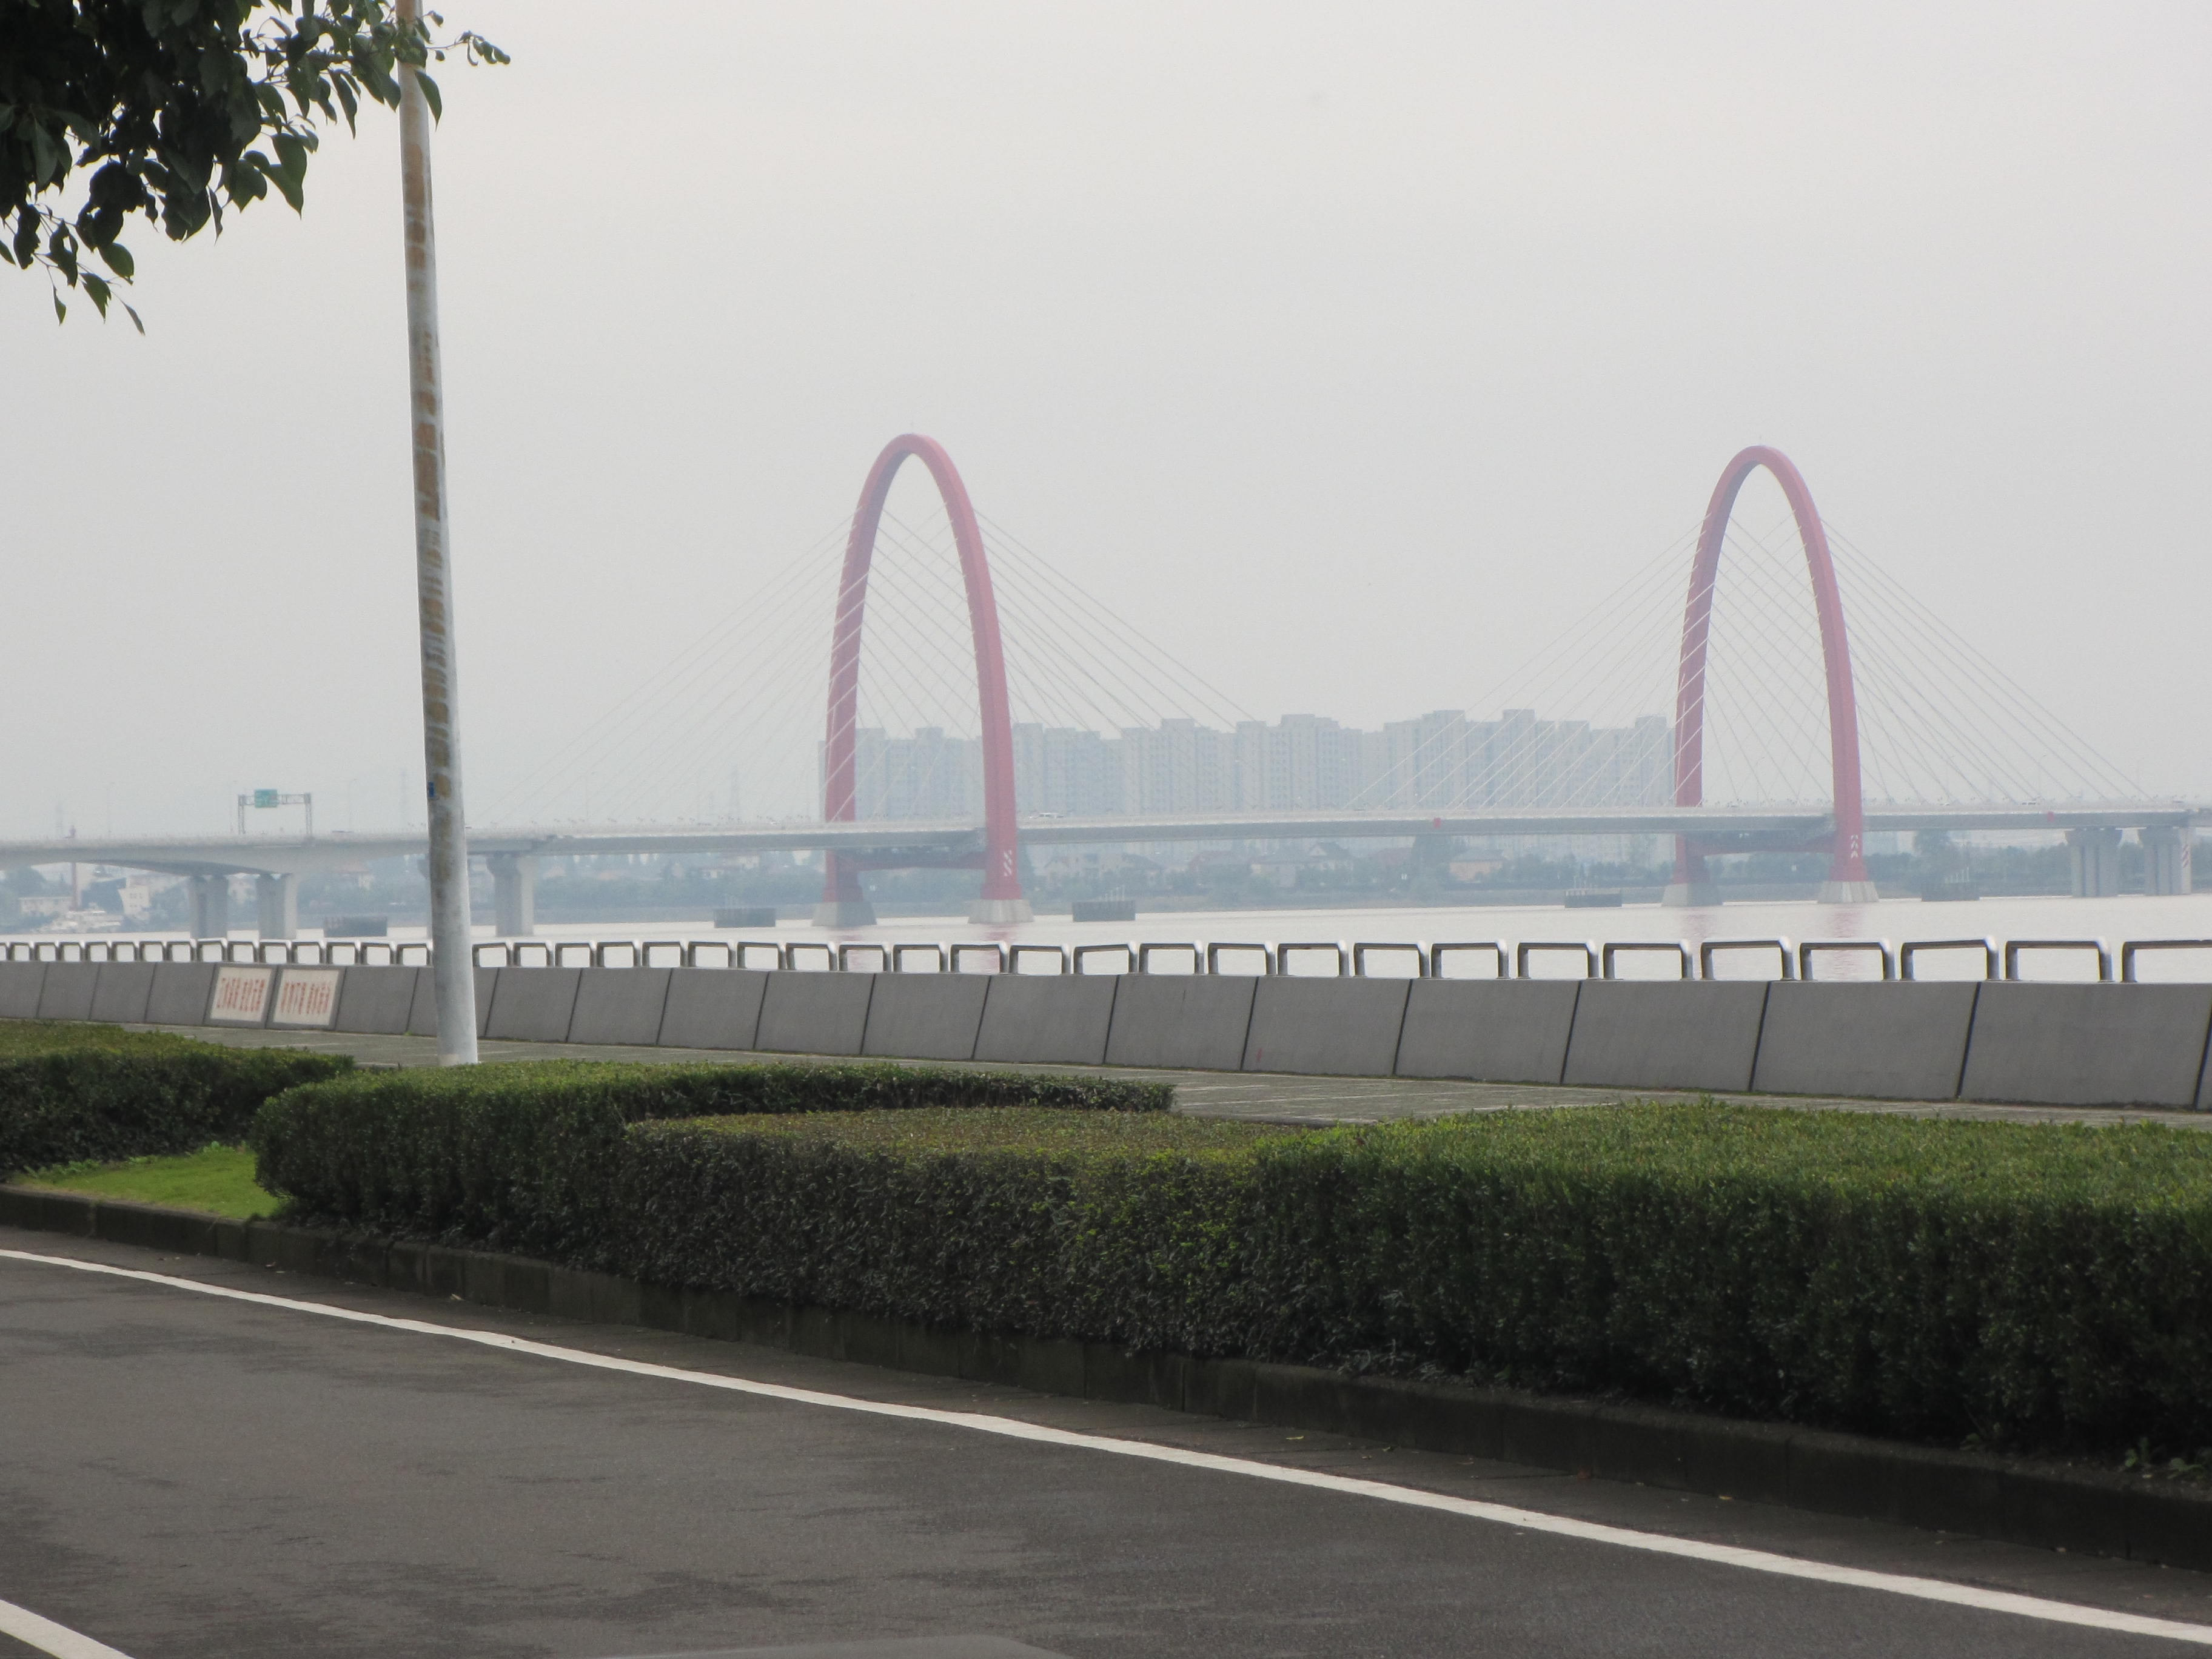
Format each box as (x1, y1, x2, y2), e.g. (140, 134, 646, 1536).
(138, 1022, 2212, 1131)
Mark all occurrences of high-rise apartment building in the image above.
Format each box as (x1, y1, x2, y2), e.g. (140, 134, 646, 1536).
(829, 709, 1671, 820)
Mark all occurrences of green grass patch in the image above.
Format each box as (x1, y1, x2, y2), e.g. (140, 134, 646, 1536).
(0, 1022, 350, 1178)
(23, 1144, 276, 1219)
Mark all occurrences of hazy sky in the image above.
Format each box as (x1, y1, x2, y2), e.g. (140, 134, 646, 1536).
(4, 1, 2207, 837)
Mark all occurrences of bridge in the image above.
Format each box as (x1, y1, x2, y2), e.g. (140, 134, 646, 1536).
(8, 438, 2188, 939)
(2, 799, 2193, 939)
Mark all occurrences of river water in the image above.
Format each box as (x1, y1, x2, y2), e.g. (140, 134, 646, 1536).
(478, 891, 2212, 983)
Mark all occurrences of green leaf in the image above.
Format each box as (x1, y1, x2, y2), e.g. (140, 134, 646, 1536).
(122, 301, 144, 335)
(416, 70, 443, 122)
(95, 239, 133, 280)
(272, 132, 310, 212)
(52, 291, 65, 324)
(83, 273, 110, 317)
(29, 121, 64, 187)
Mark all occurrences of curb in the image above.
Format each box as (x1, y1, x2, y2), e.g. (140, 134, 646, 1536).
(6, 1183, 2206, 1572)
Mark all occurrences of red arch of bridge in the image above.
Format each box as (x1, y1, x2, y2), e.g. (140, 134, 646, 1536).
(820, 434, 1024, 910)
(1672, 446, 1872, 892)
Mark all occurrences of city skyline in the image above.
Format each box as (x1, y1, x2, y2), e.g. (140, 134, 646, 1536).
(832, 705, 1675, 823)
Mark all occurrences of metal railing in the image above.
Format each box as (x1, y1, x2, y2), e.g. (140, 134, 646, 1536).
(1601, 940, 1691, 980)
(1351, 941, 1427, 978)
(1517, 940, 1596, 979)
(18, 931, 2212, 984)
(2121, 939, 2212, 982)
(1430, 942, 1507, 979)
(1698, 939, 1793, 980)
(1205, 941, 1275, 976)
(1276, 941, 1347, 976)
(1137, 942, 1200, 975)
(1800, 939, 1895, 980)
(1899, 938, 1996, 981)
(2003, 939, 2112, 982)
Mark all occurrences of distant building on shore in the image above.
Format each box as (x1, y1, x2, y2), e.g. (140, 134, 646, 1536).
(829, 708, 1672, 822)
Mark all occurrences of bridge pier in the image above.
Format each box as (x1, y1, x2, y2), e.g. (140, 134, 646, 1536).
(2141, 825, 2193, 896)
(812, 853, 877, 928)
(189, 875, 232, 939)
(255, 873, 298, 940)
(489, 854, 537, 937)
(1661, 840, 1720, 908)
(1817, 874, 1883, 905)
(2068, 826, 2123, 897)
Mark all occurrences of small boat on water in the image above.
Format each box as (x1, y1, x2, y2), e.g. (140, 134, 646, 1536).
(1920, 879, 1981, 902)
(1564, 888, 1624, 909)
(35, 908, 124, 933)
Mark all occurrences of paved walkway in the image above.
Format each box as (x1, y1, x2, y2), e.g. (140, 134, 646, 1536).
(136, 1023, 2212, 1130)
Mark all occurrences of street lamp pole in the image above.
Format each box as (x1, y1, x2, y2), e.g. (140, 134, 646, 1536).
(397, 0, 478, 1064)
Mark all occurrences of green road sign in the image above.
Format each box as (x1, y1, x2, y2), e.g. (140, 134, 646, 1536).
(253, 789, 279, 809)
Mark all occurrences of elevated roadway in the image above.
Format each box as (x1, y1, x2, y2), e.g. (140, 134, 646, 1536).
(1, 801, 2192, 936)
(0, 801, 2195, 877)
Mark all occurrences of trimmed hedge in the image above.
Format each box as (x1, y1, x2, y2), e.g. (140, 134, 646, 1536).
(250, 1059, 1172, 1258)
(1239, 1106, 2212, 1456)
(622, 1110, 1281, 1344)
(0, 1022, 351, 1176)
(627, 1105, 2212, 1453)
(250, 1079, 2212, 1456)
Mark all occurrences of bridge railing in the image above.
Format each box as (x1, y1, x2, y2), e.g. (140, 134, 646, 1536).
(10, 931, 2211, 982)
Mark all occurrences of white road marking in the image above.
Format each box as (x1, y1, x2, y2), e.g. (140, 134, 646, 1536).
(7, 1245, 2209, 1647)
(0, 1595, 135, 1659)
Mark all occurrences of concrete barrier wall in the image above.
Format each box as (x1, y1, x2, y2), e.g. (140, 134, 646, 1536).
(145, 963, 216, 1026)
(1961, 983, 2212, 1109)
(973, 974, 1120, 1066)
(35, 962, 101, 1023)
(860, 973, 990, 1062)
(754, 971, 875, 1056)
(1563, 981, 1771, 1094)
(13, 951, 2212, 1110)
(407, 966, 497, 1038)
(0, 962, 44, 1019)
(568, 968, 675, 1047)
(657, 969, 771, 1049)
(483, 967, 585, 1043)
(332, 965, 422, 1034)
(1752, 982, 1978, 1101)
(1104, 975, 1258, 1071)
(1393, 980, 1582, 1083)
(89, 962, 158, 1024)
(1242, 976, 1411, 1076)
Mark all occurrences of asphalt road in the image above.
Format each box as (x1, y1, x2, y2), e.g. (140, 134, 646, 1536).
(2, 1236, 2209, 1659)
